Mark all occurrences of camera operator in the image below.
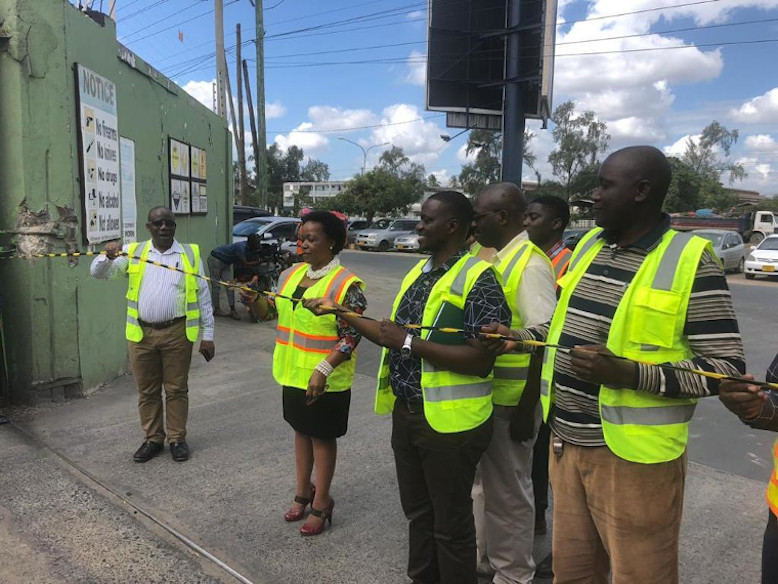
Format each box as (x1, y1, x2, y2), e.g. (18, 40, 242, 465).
(207, 234, 263, 320)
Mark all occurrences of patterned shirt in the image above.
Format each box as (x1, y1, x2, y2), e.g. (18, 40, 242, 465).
(390, 249, 512, 402)
(515, 217, 745, 446)
(90, 241, 215, 341)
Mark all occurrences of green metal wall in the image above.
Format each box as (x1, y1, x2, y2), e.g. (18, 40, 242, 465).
(0, 0, 233, 402)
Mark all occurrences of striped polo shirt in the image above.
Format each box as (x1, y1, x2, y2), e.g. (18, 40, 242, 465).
(517, 217, 745, 447)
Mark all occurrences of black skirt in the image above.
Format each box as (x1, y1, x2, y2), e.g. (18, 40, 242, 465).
(282, 385, 351, 439)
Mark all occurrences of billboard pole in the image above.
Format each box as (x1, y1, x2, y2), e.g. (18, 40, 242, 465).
(501, 0, 526, 187)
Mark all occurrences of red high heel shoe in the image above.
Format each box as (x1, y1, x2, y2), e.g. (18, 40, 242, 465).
(299, 499, 334, 536)
(284, 485, 315, 522)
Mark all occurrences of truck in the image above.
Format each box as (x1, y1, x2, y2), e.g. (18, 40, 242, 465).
(670, 210, 777, 244)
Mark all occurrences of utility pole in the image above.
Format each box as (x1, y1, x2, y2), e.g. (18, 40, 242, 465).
(214, 0, 227, 117)
(243, 59, 260, 183)
(236, 23, 248, 205)
(254, 0, 268, 208)
(501, 0, 525, 187)
(223, 59, 239, 204)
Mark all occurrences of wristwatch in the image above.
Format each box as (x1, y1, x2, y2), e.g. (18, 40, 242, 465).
(400, 333, 414, 360)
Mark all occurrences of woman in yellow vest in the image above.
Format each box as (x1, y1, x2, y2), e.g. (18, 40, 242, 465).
(719, 352, 778, 584)
(245, 211, 365, 536)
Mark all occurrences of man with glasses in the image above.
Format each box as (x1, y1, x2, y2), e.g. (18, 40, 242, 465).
(470, 183, 557, 584)
(91, 206, 215, 463)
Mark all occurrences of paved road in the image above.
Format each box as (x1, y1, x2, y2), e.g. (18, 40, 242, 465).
(339, 249, 778, 482)
(1, 249, 774, 583)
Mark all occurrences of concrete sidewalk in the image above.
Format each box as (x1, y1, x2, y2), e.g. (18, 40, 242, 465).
(1, 314, 770, 583)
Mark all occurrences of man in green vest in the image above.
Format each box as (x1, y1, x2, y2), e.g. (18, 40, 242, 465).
(305, 191, 511, 584)
(470, 183, 556, 583)
(91, 206, 215, 463)
(482, 146, 745, 583)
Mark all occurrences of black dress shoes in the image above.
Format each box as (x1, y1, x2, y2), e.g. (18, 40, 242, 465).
(133, 441, 164, 462)
(170, 441, 190, 462)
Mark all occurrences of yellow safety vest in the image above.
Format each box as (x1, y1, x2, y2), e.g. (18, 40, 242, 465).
(375, 254, 496, 433)
(273, 263, 363, 392)
(768, 440, 778, 518)
(540, 227, 712, 464)
(125, 241, 201, 343)
(492, 239, 554, 406)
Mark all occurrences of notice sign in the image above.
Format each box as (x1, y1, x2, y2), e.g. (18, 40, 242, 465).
(169, 137, 207, 215)
(77, 64, 120, 243)
(119, 137, 137, 244)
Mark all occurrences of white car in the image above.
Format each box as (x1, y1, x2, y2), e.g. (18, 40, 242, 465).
(745, 235, 778, 280)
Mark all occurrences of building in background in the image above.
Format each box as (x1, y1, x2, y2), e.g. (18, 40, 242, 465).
(0, 0, 233, 403)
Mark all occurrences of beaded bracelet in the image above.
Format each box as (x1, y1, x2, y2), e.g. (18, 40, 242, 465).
(315, 360, 334, 378)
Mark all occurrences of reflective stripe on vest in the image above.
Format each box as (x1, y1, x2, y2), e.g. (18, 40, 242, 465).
(125, 241, 201, 343)
(375, 253, 495, 433)
(540, 228, 711, 463)
(492, 241, 551, 406)
(550, 247, 572, 281)
(272, 264, 363, 392)
(767, 439, 778, 518)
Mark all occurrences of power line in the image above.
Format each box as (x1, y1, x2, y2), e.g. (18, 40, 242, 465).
(118, 0, 172, 23)
(266, 114, 445, 135)
(121, 0, 240, 44)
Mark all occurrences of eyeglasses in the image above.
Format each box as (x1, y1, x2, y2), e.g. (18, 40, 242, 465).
(472, 209, 504, 222)
(150, 219, 176, 228)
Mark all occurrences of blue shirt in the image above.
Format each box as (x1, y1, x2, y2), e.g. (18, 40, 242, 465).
(210, 241, 248, 265)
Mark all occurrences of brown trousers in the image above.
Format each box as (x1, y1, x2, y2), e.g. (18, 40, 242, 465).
(127, 320, 193, 444)
(549, 439, 686, 584)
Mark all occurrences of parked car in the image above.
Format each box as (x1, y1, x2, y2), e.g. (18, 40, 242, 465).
(692, 229, 745, 273)
(232, 216, 300, 244)
(233, 205, 272, 225)
(745, 234, 778, 280)
(347, 219, 370, 246)
(562, 228, 589, 250)
(355, 218, 418, 252)
(393, 234, 420, 252)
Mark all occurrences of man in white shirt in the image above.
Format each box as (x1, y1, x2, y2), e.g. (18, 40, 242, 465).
(471, 183, 557, 584)
(91, 206, 215, 463)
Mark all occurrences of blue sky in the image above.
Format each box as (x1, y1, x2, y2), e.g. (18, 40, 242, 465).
(96, 0, 778, 194)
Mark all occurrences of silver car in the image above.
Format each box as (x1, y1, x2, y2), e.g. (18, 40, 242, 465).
(232, 216, 301, 245)
(393, 233, 420, 252)
(692, 229, 746, 273)
(355, 218, 418, 252)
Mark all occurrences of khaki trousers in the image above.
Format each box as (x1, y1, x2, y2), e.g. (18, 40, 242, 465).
(549, 438, 686, 584)
(127, 320, 193, 444)
(473, 404, 540, 584)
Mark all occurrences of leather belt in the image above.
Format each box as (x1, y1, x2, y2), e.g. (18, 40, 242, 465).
(138, 316, 185, 330)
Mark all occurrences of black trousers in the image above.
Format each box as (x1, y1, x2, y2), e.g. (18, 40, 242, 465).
(532, 420, 551, 517)
(764, 512, 778, 584)
(391, 400, 493, 584)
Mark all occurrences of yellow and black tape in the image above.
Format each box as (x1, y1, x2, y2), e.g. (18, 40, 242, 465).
(4, 251, 776, 391)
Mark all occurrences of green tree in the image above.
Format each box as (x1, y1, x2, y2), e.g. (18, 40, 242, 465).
(264, 145, 330, 214)
(682, 121, 746, 185)
(328, 147, 425, 223)
(455, 129, 536, 195)
(664, 157, 703, 213)
(548, 101, 610, 200)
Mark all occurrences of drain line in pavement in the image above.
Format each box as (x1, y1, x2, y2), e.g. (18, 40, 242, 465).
(7, 420, 256, 584)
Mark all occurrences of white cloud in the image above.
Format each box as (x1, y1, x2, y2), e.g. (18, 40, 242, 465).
(456, 143, 478, 164)
(266, 100, 286, 119)
(745, 134, 777, 151)
(551, 0, 728, 149)
(663, 134, 699, 157)
(428, 169, 451, 185)
(406, 10, 424, 20)
(370, 104, 447, 165)
(307, 106, 377, 132)
(181, 79, 215, 110)
(274, 122, 329, 153)
(732, 88, 778, 123)
(405, 50, 426, 86)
